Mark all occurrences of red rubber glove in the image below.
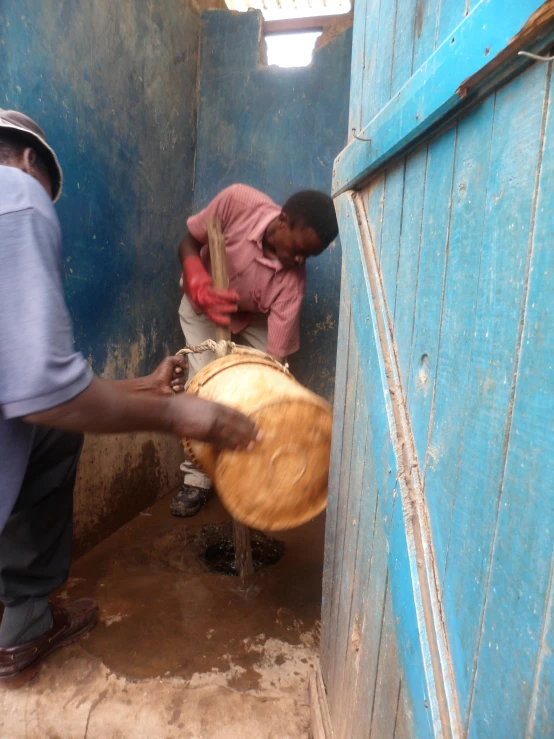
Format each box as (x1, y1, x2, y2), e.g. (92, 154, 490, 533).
(182, 255, 238, 327)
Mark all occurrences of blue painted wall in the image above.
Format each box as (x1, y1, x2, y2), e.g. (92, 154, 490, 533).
(0, 0, 201, 552)
(0, 2, 350, 549)
(194, 11, 352, 399)
(0, 0, 199, 376)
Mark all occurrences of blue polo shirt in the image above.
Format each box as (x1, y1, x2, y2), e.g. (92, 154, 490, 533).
(0, 165, 92, 532)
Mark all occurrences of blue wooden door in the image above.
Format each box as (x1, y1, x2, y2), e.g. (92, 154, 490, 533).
(321, 2, 554, 737)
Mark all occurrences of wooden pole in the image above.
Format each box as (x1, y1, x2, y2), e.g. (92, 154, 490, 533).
(207, 218, 254, 579)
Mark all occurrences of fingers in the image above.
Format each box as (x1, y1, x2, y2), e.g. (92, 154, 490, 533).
(214, 408, 261, 450)
(206, 298, 238, 314)
(206, 310, 232, 328)
(170, 372, 187, 392)
(166, 355, 189, 372)
(156, 355, 188, 394)
(246, 430, 264, 451)
(172, 396, 261, 450)
(209, 287, 239, 302)
(200, 286, 238, 310)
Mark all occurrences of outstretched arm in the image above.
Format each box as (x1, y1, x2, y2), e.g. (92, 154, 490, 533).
(24, 375, 260, 450)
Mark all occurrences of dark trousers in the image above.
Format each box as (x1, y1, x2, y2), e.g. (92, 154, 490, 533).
(0, 426, 83, 607)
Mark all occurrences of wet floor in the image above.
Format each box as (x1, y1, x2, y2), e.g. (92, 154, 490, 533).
(1, 491, 325, 737)
(57, 490, 325, 687)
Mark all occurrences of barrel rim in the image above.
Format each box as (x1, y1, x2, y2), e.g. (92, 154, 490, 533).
(187, 351, 291, 395)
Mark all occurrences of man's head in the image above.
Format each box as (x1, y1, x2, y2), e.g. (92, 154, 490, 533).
(0, 110, 62, 201)
(265, 190, 339, 269)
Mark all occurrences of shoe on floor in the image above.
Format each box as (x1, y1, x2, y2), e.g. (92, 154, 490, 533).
(170, 484, 209, 517)
(0, 598, 99, 689)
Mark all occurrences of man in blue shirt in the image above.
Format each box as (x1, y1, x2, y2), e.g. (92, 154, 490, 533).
(0, 110, 259, 688)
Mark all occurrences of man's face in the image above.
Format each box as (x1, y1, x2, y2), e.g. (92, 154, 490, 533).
(272, 212, 322, 269)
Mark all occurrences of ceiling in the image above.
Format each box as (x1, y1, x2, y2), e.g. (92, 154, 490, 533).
(224, 0, 351, 20)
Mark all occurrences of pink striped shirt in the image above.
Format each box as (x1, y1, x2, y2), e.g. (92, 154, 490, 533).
(187, 184, 306, 357)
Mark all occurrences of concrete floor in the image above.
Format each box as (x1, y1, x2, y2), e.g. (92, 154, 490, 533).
(0, 492, 325, 738)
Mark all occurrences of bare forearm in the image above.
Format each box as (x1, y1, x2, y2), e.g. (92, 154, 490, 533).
(115, 376, 155, 394)
(178, 231, 202, 265)
(24, 376, 174, 435)
(22, 375, 260, 448)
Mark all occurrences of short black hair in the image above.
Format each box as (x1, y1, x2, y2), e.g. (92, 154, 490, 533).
(282, 190, 338, 250)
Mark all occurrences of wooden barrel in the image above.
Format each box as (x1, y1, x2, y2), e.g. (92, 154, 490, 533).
(182, 349, 332, 531)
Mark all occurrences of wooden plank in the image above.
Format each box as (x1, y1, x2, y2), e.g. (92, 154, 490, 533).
(335, 193, 401, 738)
(336, 422, 381, 739)
(411, 0, 440, 73)
(361, 173, 385, 261)
(467, 61, 554, 737)
(385, 481, 440, 738)
(338, 191, 452, 737)
(310, 662, 334, 739)
(436, 62, 550, 726)
(359, 0, 383, 129)
(405, 126, 456, 469)
(348, 0, 369, 138)
(333, 0, 554, 195)
(361, 181, 404, 533)
(436, 0, 469, 48)
(375, 162, 405, 316)
(394, 682, 415, 739)
(340, 193, 398, 530)
(390, 0, 419, 94)
(327, 373, 369, 736)
(327, 199, 391, 737)
(326, 202, 385, 727)
(373, 0, 399, 114)
(325, 332, 360, 723)
(326, 200, 378, 729)
(422, 95, 495, 599)
(528, 557, 554, 738)
(359, 187, 466, 734)
(320, 270, 352, 679)
(263, 12, 353, 35)
(351, 508, 391, 739)
(392, 147, 428, 383)
(370, 588, 403, 738)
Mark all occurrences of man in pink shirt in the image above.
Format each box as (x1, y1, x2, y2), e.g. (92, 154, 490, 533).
(171, 184, 338, 517)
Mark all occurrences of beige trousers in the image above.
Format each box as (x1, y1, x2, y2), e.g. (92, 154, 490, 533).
(178, 294, 268, 489)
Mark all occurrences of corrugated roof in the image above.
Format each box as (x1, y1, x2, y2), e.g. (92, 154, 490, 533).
(225, 0, 350, 20)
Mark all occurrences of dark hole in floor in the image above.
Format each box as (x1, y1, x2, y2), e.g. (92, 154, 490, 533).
(197, 522, 285, 576)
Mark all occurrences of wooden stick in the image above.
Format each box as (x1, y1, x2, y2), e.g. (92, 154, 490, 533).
(233, 520, 254, 581)
(207, 218, 254, 579)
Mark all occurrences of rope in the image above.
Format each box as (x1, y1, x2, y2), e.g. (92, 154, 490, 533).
(176, 340, 289, 370)
(177, 339, 235, 360)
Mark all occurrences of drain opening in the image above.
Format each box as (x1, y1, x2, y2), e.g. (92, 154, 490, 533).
(197, 523, 285, 576)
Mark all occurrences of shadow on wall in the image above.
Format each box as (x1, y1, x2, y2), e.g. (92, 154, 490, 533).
(194, 10, 353, 401)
